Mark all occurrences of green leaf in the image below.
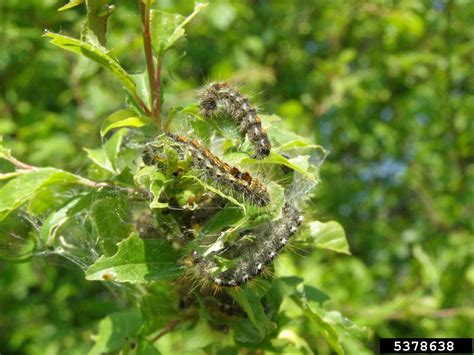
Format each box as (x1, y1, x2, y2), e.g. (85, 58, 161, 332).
(301, 284, 331, 306)
(201, 204, 245, 235)
(140, 282, 179, 333)
(148, 181, 168, 209)
(58, 0, 84, 11)
(291, 296, 345, 355)
(91, 190, 130, 256)
(0, 136, 12, 160)
(85, 233, 182, 283)
(0, 168, 82, 221)
(136, 339, 161, 355)
(101, 108, 151, 137)
(39, 196, 82, 247)
(231, 283, 276, 343)
(103, 128, 126, 171)
(290, 283, 367, 354)
(44, 32, 138, 98)
(89, 310, 142, 355)
(276, 328, 314, 355)
(84, 148, 113, 173)
(323, 310, 369, 342)
(131, 72, 152, 109)
(241, 152, 316, 181)
(303, 221, 350, 254)
(150, 10, 184, 56)
(85, 0, 115, 46)
(134, 166, 169, 209)
(266, 276, 304, 312)
(85, 128, 127, 174)
(150, 2, 209, 56)
(183, 175, 246, 212)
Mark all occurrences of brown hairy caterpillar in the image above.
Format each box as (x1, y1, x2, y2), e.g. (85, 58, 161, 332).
(186, 202, 303, 288)
(199, 82, 272, 159)
(143, 133, 270, 207)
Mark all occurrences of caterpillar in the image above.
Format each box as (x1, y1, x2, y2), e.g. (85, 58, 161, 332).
(199, 82, 272, 159)
(143, 133, 270, 207)
(187, 202, 303, 288)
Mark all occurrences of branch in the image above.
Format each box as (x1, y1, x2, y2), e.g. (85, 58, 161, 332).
(135, 94, 153, 117)
(77, 176, 151, 200)
(154, 56, 163, 127)
(2, 154, 150, 200)
(149, 319, 181, 342)
(139, 0, 161, 126)
(4, 154, 35, 170)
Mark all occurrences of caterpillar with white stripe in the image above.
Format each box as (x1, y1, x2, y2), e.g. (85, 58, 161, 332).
(199, 82, 272, 159)
(186, 202, 303, 288)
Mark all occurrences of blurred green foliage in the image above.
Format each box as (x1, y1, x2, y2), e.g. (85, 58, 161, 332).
(0, 0, 473, 354)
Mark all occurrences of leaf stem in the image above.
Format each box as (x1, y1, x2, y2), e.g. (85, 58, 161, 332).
(2, 154, 150, 199)
(135, 94, 153, 117)
(150, 319, 181, 342)
(4, 155, 35, 170)
(139, 0, 161, 127)
(154, 56, 163, 128)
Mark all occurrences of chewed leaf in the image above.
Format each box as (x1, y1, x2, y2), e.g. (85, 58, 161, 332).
(149, 181, 168, 209)
(100, 109, 151, 137)
(44, 32, 137, 98)
(134, 166, 169, 209)
(303, 221, 350, 254)
(85, 233, 182, 283)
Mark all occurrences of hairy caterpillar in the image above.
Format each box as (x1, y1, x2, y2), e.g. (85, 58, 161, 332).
(186, 202, 303, 287)
(143, 133, 270, 207)
(199, 82, 272, 159)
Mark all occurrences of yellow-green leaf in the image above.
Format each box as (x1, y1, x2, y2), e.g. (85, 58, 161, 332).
(85, 233, 182, 283)
(100, 109, 151, 137)
(305, 221, 350, 254)
(58, 0, 84, 11)
(44, 32, 137, 97)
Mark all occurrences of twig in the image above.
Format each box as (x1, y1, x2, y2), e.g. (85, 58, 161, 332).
(154, 56, 163, 128)
(139, 0, 160, 126)
(77, 176, 151, 199)
(135, 93, 153, 117)
(2, 154, 150, 199)
(4, 155, 35, 170)
(150, 319, 180, 342)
